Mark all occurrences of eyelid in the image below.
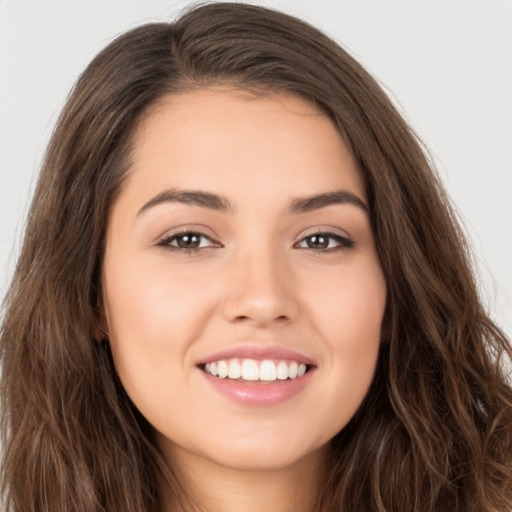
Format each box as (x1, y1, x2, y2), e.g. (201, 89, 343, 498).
(298, 225, 352, 240)
(155, 224, 218, 242)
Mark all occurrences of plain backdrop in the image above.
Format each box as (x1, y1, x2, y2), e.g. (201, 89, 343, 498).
(0, 0, 511, 337)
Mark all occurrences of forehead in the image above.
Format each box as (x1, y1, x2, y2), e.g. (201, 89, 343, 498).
(120, 87, 365, 213)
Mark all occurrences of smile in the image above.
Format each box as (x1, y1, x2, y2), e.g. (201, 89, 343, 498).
(197, 345, 316, 405)
(202, 358, 308, 382)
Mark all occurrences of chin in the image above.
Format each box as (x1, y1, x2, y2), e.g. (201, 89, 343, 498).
(184, 423, 330, 473)
(203, 441, 327, 473)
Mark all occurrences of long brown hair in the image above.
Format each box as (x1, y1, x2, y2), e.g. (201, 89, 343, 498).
(1, 3, 511, 511)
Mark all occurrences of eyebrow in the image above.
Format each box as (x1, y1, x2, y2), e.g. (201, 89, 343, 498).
(288, 190, 368, 214)
(137, 188, 368, 216)
(137, 189, 233, 215)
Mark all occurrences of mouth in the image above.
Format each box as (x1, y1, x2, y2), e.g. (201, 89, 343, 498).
(198, 358, 314, 383)
(196, 344, 316, 405)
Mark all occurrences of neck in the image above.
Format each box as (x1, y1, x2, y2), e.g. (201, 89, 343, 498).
(161, 445, 328, 512)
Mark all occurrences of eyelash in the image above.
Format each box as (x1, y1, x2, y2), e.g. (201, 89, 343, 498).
(157, 229, 355, 255)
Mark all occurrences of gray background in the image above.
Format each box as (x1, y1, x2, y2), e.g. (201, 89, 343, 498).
(1, 0, 511, 337)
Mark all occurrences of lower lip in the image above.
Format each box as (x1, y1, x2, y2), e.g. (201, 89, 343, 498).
(199, 368, 314, 406)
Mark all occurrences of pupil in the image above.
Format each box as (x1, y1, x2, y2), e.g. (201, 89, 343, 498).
(309, 235, 328, 249)
(178, 235, 199, 248)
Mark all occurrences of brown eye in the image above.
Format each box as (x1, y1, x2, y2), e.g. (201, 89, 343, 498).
(157, 231, 219, 253)
(175, 234, 202, 249)
(305, 235, 330, 249)
(296, 232, 354, 252)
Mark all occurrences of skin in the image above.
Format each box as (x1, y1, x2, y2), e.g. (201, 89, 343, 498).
(102, 88, 387, 511)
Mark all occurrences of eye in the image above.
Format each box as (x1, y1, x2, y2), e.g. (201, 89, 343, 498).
(157, 230, 219, 254)
(295, 231, 354, 252)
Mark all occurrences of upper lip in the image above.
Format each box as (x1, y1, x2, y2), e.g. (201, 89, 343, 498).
(197, 343, 316, 366)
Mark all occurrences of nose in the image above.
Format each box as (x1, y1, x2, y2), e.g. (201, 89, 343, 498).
(221, 243, 300, 327)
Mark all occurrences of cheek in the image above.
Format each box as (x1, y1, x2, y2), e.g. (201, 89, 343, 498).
(303, 259, 385, 432)
(102, 259, 218, 402)
(105, 258, 216, 347)
(307, 256, 386, 345)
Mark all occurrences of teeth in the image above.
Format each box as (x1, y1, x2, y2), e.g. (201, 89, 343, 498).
(276, 361, 288, 380)
(260, 360, 277, 381)
(241, 359, 259, 381)
(227, 360, 242, 379)
(289, 361, 298, 379)
(202, 358, 309, 381)
(217, 360, 228, 379)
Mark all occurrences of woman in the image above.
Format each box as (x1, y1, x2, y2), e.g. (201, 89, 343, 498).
(1, 3, 511, 511)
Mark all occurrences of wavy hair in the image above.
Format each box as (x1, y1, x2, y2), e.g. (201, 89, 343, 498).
(1, 3, 511, 511)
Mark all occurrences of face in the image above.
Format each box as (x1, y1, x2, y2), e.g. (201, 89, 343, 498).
(102, 88, 386, 473)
